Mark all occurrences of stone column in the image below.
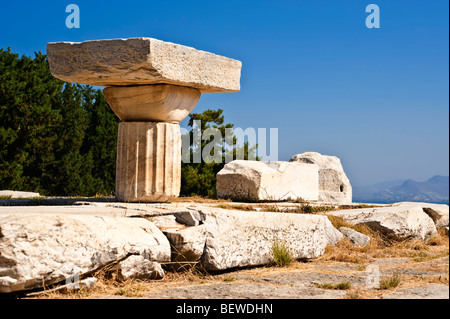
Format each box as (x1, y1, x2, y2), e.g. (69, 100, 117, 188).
(115, 122, 181, 202)
(104, 84, 201, 202)
(47, 37, 242, 202)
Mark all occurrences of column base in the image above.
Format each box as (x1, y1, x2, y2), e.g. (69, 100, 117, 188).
(116, 122, 181, 203)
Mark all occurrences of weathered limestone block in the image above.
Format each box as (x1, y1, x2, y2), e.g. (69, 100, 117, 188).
(200, 209, 343, 271)
(103, 84, 201, 123)
(114, 255, 164, 280)
(46, 37, 242, 93)
(327, 206, 438, 241)
(116, 122, 181, 202)
(165, 225, 208, 263)
(0, 214, 171, 293)
(149, 214, 207, 264)
(290, 152, 352, 204)
(339, 227, 371, 247)
(0, 191, 41, 199)
(393, 202, 449, 231)
(216, 160, 319, 201)
(149, 208, 343, 271)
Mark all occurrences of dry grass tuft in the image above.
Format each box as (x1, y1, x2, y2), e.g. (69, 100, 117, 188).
(175, 196, 230, 204)
(315, 281, 352, 290)
(271, 240, 294, 267)
(379, 273, 401, 290)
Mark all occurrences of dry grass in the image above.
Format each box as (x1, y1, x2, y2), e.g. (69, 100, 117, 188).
(320, 216, 449, 265)
(175, 196, 230, 204)
(215, 203, 338, 214)
(379, 273, 401, 290)
(213, 202, 384, 215)
(29, 264, 217, 299)
(315, 282, 352, 290)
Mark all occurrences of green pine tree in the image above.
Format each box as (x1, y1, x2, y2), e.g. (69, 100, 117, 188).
(181, 108, 258, 198)
(0, 49, 63, 194)
(0, 48, 119, 197)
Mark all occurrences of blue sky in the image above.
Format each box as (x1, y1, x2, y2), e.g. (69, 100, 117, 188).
(0, 0, 448, 186)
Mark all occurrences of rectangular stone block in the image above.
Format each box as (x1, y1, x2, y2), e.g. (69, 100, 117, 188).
(46, 38, 242, 93)
(216, 161, 319, 202)
(116, 122, 181, 202)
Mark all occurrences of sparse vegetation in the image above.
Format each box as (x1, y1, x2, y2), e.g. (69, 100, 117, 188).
(379, 273, 401, 290)
(411, 250, 449, 263)
(223, 275, 236, 282)
(271, 240, 294, 267)
(315, 282, 351, 290)
(345, 291, 361, 299)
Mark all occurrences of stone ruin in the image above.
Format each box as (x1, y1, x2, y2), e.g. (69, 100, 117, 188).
(47, 37, 242, 203)
(0, 37, 447, 295)
(47, 37, 353, 205)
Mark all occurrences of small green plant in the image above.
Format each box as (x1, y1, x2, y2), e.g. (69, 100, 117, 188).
(271, 240, 294, 267)
(345, 291, 361, 299)
(357, 265, 367, 271)
(0, 195, 13, 200)
(379, 273, 401, 290)
(411, 250, 449, 262)
(315, 282, 352, 290)
(223, 275, 236, 282)
(300, 204, 314, 214)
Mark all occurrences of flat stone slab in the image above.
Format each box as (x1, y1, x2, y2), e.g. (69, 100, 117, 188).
(145, 282, 348, 299)
(0, 190, 41, 199)
(216, 160, 320, 202)
(0, 214, 170, 293)
(46, 38, 242, 93)
(199, 208, 343, 271)
(393, 202, 449, 230)
(327, 205, 438, 241)
(382, 284, 449, 299)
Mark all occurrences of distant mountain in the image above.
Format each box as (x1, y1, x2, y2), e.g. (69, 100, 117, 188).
(353, 175, 449, 205)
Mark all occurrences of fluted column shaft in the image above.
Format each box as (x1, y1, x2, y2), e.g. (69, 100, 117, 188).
(116, 122, 181, 202)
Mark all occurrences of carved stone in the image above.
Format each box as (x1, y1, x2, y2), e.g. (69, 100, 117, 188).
(103, 84, 201, 123)
(116, 122, 181, 202)
(47, 37, 242, 202)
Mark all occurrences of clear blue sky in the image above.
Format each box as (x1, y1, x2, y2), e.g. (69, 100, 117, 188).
(1, 0, 448, 187)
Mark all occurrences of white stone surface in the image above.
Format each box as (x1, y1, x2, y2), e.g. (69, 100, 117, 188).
(115, 255, 164, 280)
(47, 37, 242, 93)
(393, 202, 449, 230)
(339, 227, 371, 247)
(327, 206, 438, 241)
(0, 214, 170, 293)
(149, 215, 208, 263)
(103, 84, 201, 123)
(116, 122, 181, 203)
(216, 160, 319, 201)
(0, 190, 41, 199)
(290, 152, 352, 204)
(200, 209, 343, 271)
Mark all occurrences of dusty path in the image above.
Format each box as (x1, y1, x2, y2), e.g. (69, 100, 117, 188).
(141, 255, 449, 299)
